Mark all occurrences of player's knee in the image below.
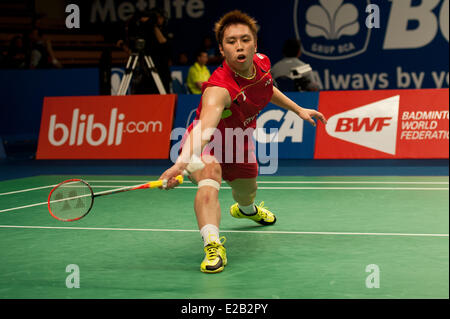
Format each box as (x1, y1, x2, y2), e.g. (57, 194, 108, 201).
(199, 162, 222, 183)
(198, 178, 221, 192)
(189, 155, 221, 184)
(190, 162, 222, 193)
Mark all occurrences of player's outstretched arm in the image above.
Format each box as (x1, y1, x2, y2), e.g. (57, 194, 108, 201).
(159, 86, 230, 189)
(270, 86, 327, 127)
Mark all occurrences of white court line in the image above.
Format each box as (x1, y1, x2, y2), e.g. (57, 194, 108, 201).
(0, 225, 447, 238)
(0, 184, 56, 196)
(1, 180, 447, 197)
(0, 201, 48, 213)
(90, 186, 449, 190)
(0, 186, 448, 213)
(251, 181, 448, 184)
(86, 180, 449, 185)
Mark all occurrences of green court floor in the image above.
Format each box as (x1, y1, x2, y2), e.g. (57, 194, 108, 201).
(0, 175, 448, 299)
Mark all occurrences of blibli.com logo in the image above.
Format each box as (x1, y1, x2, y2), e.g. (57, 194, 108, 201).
(294, 0, 371, 60)
(48, 108, 163, 146)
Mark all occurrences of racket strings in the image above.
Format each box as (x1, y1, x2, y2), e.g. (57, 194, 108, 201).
(48, 180, 93, 221)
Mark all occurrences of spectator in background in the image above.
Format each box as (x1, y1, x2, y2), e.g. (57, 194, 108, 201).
(27, 27, 62, 69)
(271, 38, 319, 91)
(26, 14, 62, 69)
(3, 35, 27, 69)
(176, 52, 189, 66)
(200, 35, 222, 65)
(186, 50, 211, 94)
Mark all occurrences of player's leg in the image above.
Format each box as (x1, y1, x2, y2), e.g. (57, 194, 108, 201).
(189, 155, 227, 273)
(191, 156, 222, 229)
(226, 177, 277, 226)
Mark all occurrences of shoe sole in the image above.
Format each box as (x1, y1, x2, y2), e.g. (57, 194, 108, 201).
(201, 266, 225, 273)
(256, 215, 277, 226)
(230, 209, 277, 226)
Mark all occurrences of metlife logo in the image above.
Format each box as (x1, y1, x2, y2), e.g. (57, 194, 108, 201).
(89, 0, 206, 23)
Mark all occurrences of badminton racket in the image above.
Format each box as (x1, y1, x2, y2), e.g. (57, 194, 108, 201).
(47, 155, 204, 222)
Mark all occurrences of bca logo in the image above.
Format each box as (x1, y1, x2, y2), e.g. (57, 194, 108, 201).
(294, 0, 371, 60)
(255, 109, 303, 143)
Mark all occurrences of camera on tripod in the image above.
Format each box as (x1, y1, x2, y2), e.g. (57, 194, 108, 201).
(133, 38, 146, 53)
(289, 64, 312, 79)
(128, 8, 165, 53)
(116, 8, 168, 95)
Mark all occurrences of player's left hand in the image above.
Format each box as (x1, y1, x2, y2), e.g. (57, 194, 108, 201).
(298, 108, 327, 127)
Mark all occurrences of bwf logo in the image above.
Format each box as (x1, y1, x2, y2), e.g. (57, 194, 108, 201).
(335, 117, 392, 133)
(48, 108, 163, 147)
(325, 95, 400, 155)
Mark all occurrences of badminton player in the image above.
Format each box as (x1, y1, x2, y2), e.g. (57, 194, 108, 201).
(160, 10, 327, 273)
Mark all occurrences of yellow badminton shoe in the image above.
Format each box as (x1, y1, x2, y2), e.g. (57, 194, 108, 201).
(200, 237, 227, 274)
(230, 202, 277, 226)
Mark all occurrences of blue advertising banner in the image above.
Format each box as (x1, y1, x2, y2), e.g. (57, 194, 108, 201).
(82, 0, 448, 90)
(171, 92, 319, 161)
(0, 68, 99, 139)
(255, 92, 319, 159)
(172, 94, 201, 129)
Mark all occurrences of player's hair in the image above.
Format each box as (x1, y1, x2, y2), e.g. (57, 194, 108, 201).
(214, 10, 258, 46)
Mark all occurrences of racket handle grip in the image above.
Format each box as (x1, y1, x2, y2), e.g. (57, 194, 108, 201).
(147, 180, 165, 189)
(154, 175, 184, 189)
(160, 156, 204, 189)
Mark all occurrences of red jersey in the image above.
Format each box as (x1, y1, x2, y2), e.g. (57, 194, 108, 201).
(185, 53, 274, 164)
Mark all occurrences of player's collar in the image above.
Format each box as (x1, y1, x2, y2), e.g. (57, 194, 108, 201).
(223, 59, 257, 81)
(234, 64, 256, 80)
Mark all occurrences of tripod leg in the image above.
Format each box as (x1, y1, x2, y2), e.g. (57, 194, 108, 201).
(143, 55, 167, 95)
(117, 54, 139, 95)
(117, 73, 130, 96)
(117, 55, 132, 95)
